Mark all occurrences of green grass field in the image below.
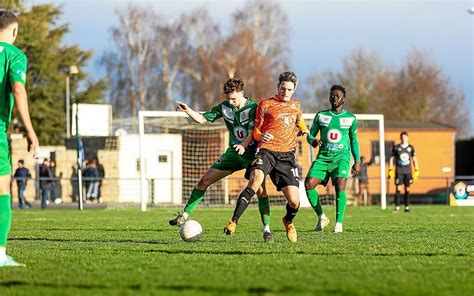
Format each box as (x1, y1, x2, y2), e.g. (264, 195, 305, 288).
(0, 205, 473, 295)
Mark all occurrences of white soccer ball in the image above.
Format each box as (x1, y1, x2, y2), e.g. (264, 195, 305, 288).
(179, 220, 202, 242)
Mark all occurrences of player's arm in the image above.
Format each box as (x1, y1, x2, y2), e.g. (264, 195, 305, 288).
(253, 102, 273, 143)
(176, 101, 207, 124)
(388, 150, 395, 179)
(234, 130, 254, 155)
(306, 113, 321, 147)
(12, 81, 39, 155)
(412, 148, 420, 179)
(349, 117, 361, 176)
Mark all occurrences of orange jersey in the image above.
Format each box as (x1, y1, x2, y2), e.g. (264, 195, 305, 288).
(253, 96, 303, 152)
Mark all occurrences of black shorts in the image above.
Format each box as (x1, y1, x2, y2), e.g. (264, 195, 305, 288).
(395, 172, 413, 186)
(248, 149, 300, 191)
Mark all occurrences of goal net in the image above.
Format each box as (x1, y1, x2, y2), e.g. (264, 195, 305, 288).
(138, 111, 386, 211)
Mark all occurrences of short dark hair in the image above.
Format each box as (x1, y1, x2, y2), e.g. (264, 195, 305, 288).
(223, 79, 244, 95)
(18, 159, 24, 165)
(278, 71, 298, 86)
(330, 85, 346, 96)
(0, 10, 18, 30)
(400, 131, 408, 137)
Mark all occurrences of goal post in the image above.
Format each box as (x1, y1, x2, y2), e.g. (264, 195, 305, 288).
(138, 110, 386, 211)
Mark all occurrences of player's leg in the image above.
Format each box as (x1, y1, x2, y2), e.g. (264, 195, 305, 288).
(0, 138, 24, 267)
(394, 172, 402, 212)
(333, 177, 348, 233)
(404, 174, 413, 212)
(331, 155, 350, 233)
(231, 169, 265, 223)
(169, 168, 231, 226)
(245, 154, 272, 241)
(273, 153, 300, 242)
(256, 181, 272, 242)
(305, 158, 328, 216)
(224, 150, 274, 236)
(305, 176, 330, 231)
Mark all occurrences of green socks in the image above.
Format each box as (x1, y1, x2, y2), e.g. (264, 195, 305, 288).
(257, 196, 270, 226)
(0, 195, 12, 247)
(306, 189, 324, 216)
(183, 188, 206, 214)
(336, 191, 347, 223)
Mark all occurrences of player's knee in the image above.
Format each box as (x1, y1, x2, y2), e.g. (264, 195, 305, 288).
(256, 186, 267, 197)
(304, 178, 316, 191)
(196, 177, 211, 190)
(288, 199, 299, 209)
(335, 179, 347, 191)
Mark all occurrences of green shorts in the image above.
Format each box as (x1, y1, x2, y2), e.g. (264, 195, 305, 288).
(211, 147, 255, 172)
(307, 153, 351, 182)
(0, 133, 11, 176)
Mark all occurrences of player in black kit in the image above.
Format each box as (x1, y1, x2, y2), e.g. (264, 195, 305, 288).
(389, 131, 419, 212)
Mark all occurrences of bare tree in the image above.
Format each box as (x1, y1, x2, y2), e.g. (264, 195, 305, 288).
(303, 48, 386, 113)
(179, 9, 225, 109)
(228, 1, 290, 100)
(101, 5, 159, 118)
(305, 48, 469, 135)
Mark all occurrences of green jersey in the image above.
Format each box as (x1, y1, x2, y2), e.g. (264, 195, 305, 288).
(203, 98, 257, 147)
(0, 42, 27, 134)
(307, 109, 360, 162)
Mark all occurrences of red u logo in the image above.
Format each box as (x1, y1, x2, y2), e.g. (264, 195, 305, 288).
(329, 133, 338, 140)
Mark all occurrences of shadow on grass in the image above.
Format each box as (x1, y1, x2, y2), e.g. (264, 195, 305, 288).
(0, 280, 140, 290)
(13, 228, 167, 232)
(0, 280, 301, 294)
(143, 248, 470, 257)
(10, 237, 173, 245)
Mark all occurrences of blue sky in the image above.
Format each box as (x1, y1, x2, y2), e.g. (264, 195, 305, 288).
(30, 0, 474, 134)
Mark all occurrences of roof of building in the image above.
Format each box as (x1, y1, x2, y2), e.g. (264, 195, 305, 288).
(359, 121, 457, 131)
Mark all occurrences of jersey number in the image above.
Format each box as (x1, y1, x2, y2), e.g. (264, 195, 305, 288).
(290, 168, 299, 178)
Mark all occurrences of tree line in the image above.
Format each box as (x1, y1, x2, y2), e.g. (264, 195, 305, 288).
(5, 0, 470, 144)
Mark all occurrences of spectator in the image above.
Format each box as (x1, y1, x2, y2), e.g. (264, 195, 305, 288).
(49, 160, 62, 204)
(13, 160, 31, 209)
(39, 158, 53, 209)
(357, 156, 372, 205)
(93, 158, 105, 203)
(84, 160, 99, 203)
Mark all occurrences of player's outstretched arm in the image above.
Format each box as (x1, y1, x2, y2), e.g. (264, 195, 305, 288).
(13, 82, 39, 156)
(296, 117, 310, 136)
(176, 101, 207, 124)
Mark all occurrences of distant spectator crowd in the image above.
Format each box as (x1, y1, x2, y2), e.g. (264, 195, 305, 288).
(11, 157, 105, 209)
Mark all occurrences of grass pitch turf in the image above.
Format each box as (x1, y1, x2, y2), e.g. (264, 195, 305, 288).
(0, 205, 473, 295)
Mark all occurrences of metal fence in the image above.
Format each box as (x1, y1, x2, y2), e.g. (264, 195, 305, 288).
(9, 175, 462, 209)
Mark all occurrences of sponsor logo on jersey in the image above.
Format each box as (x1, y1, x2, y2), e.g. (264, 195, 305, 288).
(342, 170, 347, 175)
(340, 117, 355, 129)
(407, 147, 412, 152)
(327, 129, 342, 143)
(398, 152, 411, 166)
(0, 46, 4, 53)
(318, 114, 332, 126)
(222, 105, 234, 122)
(233, 126, 247, 143)
(239, 109, 250, 124)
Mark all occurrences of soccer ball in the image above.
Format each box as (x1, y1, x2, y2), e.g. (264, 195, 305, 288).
(179, 220, 202, 242)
